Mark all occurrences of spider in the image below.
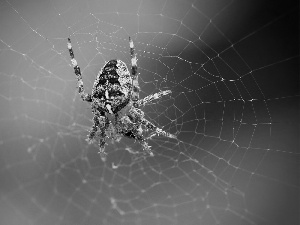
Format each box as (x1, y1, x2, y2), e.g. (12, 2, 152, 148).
(67, 37, 176, 161)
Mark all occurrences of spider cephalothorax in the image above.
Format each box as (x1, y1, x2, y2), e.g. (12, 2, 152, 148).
(67, 37, 176, 161)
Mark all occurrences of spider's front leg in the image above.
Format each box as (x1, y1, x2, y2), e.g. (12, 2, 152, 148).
(86, 114, 100, 144)
(137, 90, 172, 108)
(98, 129, 109, 161)
(67, 38, 92, 102)
(135, 133, 154, 157)
(86, 111, 109, 161)
(128, 108, 176, 156)
(118, 115, 154, 156)
(142, 118, 177, 140)
(98, 116, 110, 161)
(129, 107, 176, 140)
(128, 127, 154, 157)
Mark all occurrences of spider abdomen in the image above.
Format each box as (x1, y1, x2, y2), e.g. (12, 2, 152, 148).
(92, 59, 132, 114)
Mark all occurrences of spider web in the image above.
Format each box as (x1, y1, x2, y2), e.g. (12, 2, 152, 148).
(0, 0, 299, 225)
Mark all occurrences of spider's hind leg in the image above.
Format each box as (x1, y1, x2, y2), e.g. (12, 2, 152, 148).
(67, 38, 92, 102)
(129, 37, 140, 106)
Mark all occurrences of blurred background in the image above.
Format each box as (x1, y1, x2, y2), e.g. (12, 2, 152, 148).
(0, 0, 299, 225)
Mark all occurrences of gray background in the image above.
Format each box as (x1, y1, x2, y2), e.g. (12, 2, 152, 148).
(0, 0, 299, 225)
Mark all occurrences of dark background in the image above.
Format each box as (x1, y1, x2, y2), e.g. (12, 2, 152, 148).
(0, 0, 299, 225)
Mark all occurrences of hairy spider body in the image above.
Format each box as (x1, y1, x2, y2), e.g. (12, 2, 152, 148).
(67, 37, 176, 161)
(91, 59, 132, 114)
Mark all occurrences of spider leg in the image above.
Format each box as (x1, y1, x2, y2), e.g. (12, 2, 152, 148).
(86, 114, 101, 144)
(141, 118, 177, 139)
(86, 113, 109, 161)
(133, 131, 154, 156)
(67, 38, 92, 102)
(98, 129, 108, 162)
(137, 90, 172, 107)
(97, 116, 109, 161)
(129, 107, 176, 139)
(129, 37, 140, 106)
(118, 115, 153, 156)
(127, 107, 176, 156)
